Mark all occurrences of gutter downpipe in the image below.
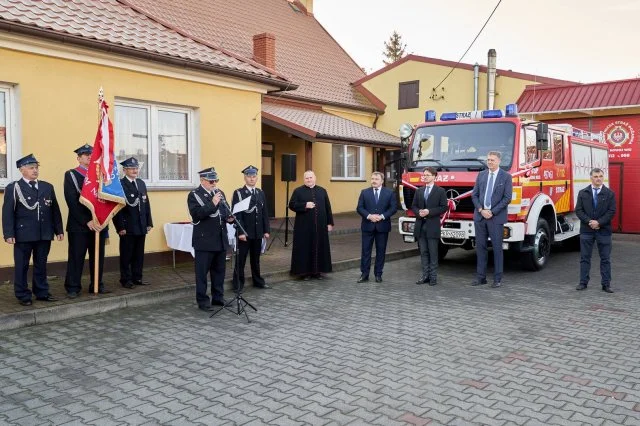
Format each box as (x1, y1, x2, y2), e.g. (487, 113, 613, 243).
(473, 63, 479, 110)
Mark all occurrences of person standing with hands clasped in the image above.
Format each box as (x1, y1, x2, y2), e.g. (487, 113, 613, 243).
(575, 168, 616, 293)
(356, 172, 397, 283)
(113, 157, 153, 289)
(412, 167, 448, 286)
(471, 151, 512, 288)
(2, 154, 64, 306)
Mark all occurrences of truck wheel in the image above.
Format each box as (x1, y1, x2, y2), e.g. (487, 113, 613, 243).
(522, 219, 551, 271)
(438, 244, 449, 261)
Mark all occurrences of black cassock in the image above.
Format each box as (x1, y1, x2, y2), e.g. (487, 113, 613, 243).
(288, 185, 334, 275)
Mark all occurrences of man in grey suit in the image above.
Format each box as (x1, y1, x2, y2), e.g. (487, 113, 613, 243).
(471, 151, 513, 288)
(411, 167, 448, 286)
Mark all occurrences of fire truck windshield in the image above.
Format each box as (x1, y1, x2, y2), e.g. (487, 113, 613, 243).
(411, 122, 515, 169)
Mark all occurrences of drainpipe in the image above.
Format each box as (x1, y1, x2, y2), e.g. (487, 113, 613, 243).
(473, 63, 479, 110)
(486, 49, 497, 110)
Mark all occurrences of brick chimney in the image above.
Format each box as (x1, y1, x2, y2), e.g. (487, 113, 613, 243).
(253, 33, 276, 70)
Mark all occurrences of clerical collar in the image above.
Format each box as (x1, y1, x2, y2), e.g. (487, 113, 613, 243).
(305, 185, 316, 189)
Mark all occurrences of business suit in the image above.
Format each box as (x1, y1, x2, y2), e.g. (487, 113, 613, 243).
(411, 184, 448, 282)
(575, 185, 616, 289)
(188, 185, 230, 308)
(357, 186, 397, 279)
(113, 177, 153, 286)
(231, 186, 270, 292)
(2, 179, 63, 302)
(471, 168, 513, 283)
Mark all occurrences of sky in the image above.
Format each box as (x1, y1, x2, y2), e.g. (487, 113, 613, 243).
(313, 0, 640, 83)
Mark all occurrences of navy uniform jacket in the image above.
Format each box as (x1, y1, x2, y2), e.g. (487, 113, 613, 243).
(188, 186, 230, 252)
(231, 186, 270, 239)
(356, 186, 397, 233)
(471, 168, 513, 225)
(411, 184, 448, 239)
(575, 185, 616, 235)
(64, 168, 109, 235)
(113, 177, 153, 235)
(2, 179, 63, 242)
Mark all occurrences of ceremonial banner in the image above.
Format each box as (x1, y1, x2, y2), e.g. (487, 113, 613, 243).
(80, 94, 125, 226)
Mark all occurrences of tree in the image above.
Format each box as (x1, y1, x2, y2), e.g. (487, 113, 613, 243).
(382, 31, 407, 65)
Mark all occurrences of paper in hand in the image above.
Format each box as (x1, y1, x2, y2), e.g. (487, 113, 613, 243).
(232, 196, 251, 214)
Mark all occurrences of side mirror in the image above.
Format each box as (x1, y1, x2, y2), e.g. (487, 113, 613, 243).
(536, 123, 549, 151)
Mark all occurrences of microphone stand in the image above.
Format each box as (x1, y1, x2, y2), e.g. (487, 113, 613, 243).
(210, 192, 257, 323)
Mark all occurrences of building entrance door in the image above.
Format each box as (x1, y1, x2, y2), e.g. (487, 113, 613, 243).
(261, 143, 276, 217)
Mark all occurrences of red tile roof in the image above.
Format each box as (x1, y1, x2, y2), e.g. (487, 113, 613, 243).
(0, 0, 292, 89)
(122, 0, 378, 112)
(517, 78, 640, 114)
(262, 102, 399, 147)
(353, 54, 575, 87)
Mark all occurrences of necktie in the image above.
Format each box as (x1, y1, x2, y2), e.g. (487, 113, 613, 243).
(484, 173, 494, 209)
(29, 181, 37, 190)
(425, 186, 430, 201)
(593, 188, 599, 208)
(374, 188, 379, 203)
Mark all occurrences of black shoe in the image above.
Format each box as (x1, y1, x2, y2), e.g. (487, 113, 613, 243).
(576, 283, 588, 290)
(122, 282, 135, 289)
(315, 274, 326, 280)
(491, 281, 502, 288)
(302, 275, 312, 281)
(198, 305, 212, 312)
(36, 294, 57, 302)
(415, 276, 429, 285)
(212, 299, 225, 306)
(254, 283, 271, 289)
(98, 289, 112, 294)
(375, 275, 382, 283)
(357, 275, 369, 283)
(428, 279, 438, 286)
(602, 287, 614, 293)
(471, 278, 488, 286)
(19, 299, 33, 306)
(67, 292, 79, 299)
(134, 280, 149, 286)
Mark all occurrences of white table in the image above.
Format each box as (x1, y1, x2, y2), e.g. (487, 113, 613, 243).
(163, 222, 237, 267)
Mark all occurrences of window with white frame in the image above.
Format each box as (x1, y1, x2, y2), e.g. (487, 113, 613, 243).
(0, 85, 18, 186)
(332, 144, 364, 179)
(115, 100, 195, 186)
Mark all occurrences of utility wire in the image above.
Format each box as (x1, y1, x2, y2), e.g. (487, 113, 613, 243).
(432, 0, 503, 92)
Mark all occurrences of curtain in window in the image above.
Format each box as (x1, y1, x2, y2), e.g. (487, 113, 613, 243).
(115, 105, 149, 179)
(0, 92, 7, 179)
(158, 111, 188, 181)
(332, 144, 344, 177)
(346, 145, 360, 177)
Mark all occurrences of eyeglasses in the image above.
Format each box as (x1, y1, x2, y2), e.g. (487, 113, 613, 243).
(206, 179, 219, 183)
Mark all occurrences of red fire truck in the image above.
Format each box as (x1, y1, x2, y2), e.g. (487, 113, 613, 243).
(397, 104, 609, 270)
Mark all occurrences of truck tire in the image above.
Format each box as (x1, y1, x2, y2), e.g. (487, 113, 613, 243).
(522, 219, 551, 271)
(438, 243, 449, 261)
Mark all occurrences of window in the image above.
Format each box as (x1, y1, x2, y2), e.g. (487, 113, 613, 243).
(0, 85, 18, 186)
(553, 133, 564, 164)
(398, 80, 419, 109)
(115, 101, 195, 187)
(332, 144, 363, 179)
(520, 127, 538, 165)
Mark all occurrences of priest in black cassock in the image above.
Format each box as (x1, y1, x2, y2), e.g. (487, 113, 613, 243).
(288, 170, 334, 280)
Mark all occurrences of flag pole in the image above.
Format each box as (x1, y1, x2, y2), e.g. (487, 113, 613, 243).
(92, 87, 104, 295)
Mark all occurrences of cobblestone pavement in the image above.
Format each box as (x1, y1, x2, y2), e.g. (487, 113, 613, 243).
(1, 239, 640, 425)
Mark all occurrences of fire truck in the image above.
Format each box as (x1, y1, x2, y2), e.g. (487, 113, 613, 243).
(397, 104, 609, 270)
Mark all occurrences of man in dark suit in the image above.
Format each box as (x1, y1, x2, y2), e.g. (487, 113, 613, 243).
(63, 144, 111, 298)
(113, 157, 153, 289)
(411, 167, 448, 286)
(2, 154, 64, 306)
(471, 151, 513, 288)
(188, 167, 234, 311)
(231, 165, 270, 293)
(356, 171, 397, 283)
(575, 168, 616, 293)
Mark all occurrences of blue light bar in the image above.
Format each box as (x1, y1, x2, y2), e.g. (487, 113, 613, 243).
(425, 110, 436, 122)
(482, 109, 503, 119)
(440, 112, 457, 121)
(505, 103, 518, 117)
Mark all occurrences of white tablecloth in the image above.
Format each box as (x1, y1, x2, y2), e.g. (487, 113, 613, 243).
(164, 223, 195, 257)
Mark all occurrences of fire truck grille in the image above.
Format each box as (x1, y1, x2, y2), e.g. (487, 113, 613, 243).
(403, 185, 475, 213)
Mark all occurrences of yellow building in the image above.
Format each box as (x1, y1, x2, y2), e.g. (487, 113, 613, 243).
(0, 0, 292, 276)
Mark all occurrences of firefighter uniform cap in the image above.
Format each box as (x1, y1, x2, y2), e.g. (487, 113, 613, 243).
(74, 144, 93, 155)
(199, 167, 219, 181)
(16, 154, 39, 168)
(120, 157, 140, 168)
(242, 165, 259, 176)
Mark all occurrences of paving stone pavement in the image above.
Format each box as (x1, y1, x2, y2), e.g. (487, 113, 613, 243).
(1, 238, 640, 425)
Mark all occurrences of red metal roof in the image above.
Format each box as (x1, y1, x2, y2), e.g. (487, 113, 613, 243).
(123, 0, 378, 112)
(0, 0, 291, 89)
(517, 78, 640, 114)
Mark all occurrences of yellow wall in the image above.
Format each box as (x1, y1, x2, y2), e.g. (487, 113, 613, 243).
(0, 47, 263, 267)
(362, 60, 544, 136)
(322, 106, 376, 127)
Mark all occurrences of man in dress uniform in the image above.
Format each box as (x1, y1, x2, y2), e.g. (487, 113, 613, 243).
(288, 170, 334, 280)
(113, 157, 153, 289)
(2, 154, 64, 306)
(188, 167, 234, 311)
(63, 144, 111, 298)
(231, 165, 271, 293)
